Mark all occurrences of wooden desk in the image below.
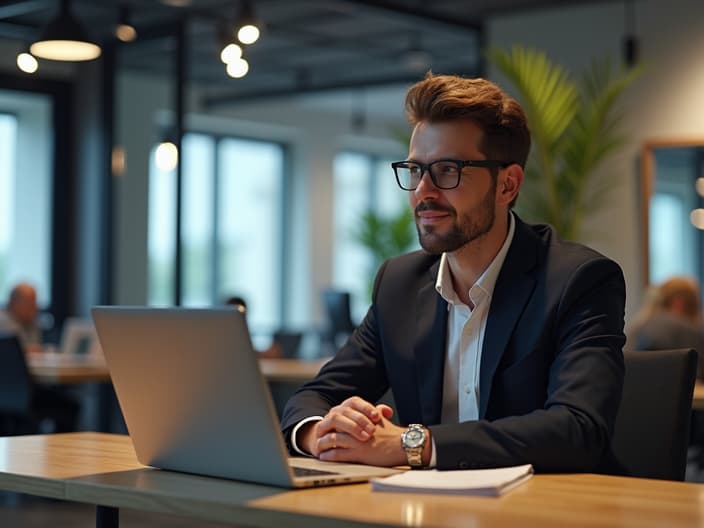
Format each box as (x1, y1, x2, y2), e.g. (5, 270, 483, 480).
(27, 352, 111, 385)
(26, 353, 328, 386)
(1, 432, 703, 528)
(693, 381, 704, 411)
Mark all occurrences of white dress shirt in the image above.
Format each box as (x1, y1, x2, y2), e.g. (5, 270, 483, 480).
(292, 213, 516, 465)
(436, 213, 516, 424)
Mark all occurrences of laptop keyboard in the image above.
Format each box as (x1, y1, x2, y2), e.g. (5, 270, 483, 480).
(292, 466, 339, 477)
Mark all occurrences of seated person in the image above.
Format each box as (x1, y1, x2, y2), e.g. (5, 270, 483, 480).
(281, 74, 626, 473)
(626, 276, 704, 378)
(0, 282, 42, 353)
(224, 296, 281, 359)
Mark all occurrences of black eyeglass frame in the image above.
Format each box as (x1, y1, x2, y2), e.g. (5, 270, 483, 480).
(391, 159, 511, 190)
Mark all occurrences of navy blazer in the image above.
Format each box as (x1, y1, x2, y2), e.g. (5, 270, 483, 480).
(281, 217, 626, 472)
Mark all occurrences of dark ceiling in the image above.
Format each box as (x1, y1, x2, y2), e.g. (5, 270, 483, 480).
(0, 0, 619, 108)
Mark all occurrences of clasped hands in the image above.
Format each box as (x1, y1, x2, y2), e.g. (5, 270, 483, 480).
(299, 396, 420, 467)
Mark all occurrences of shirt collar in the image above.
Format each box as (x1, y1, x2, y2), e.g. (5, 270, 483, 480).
(435, 212, 516, 307)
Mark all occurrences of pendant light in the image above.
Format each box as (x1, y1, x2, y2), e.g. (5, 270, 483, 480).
(30, 0, 101, 61)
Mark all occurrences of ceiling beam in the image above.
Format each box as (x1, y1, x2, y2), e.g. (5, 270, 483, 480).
(200, 68, 479, 108)
(336, 0, 482, 32)
(0, 0, 51, 20)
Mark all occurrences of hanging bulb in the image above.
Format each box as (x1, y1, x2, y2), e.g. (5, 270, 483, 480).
(226, 57, 249, 78)
(235, 1, 261, 45)
(115, 6, 138, 43)
(17, 50, 39, 73)
(155, 141, 178, 171)
(220, 42, 242, 63)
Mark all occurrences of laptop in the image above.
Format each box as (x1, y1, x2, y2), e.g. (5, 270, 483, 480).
(91, 306, 401, 488)
(59, 318, 103, 357)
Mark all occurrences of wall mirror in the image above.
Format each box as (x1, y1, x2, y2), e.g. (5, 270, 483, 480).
(641, 140, 704, 286)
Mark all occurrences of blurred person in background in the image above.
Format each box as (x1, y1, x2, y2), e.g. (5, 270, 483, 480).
(0, 282, 42, 353)
(626, 276, 704, 378)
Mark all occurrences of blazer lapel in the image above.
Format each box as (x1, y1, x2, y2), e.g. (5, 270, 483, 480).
(479, 219, 538, 418)
(413, 261, 447, 425)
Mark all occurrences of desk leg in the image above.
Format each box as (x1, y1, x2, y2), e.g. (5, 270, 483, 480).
(96, 505, 119, 528)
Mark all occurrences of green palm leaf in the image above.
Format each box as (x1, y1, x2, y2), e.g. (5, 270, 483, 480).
(488, 46, 641, 240)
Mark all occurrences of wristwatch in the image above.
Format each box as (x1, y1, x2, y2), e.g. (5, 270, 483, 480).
(401, 423, 426, 468)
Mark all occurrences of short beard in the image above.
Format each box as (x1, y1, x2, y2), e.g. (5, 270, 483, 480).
(414, 180, 496, 254)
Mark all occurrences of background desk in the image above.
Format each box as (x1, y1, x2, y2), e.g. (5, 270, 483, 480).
(27, 353, 327, 386)
(26, 355, 328, 429)
(693, 381, 704, 411)
(1, 432, 703, 528)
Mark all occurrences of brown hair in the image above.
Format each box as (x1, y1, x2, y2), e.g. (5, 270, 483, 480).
(659, 277, 701, 322)
(405, 73, 531, 169)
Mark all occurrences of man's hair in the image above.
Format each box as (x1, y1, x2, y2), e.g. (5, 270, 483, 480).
(659, 277, 701, 321)
(405, 73, 531, 169)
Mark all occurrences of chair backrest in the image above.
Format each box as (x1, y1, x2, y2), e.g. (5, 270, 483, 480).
(612, 348, 697, 481)
(322, 289, 355, 336)
(0, 335, 34, 414)
(272, 330, 303, 359)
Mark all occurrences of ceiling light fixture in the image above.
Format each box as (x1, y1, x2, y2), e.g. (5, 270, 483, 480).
(30, 0, 101, 61)
(220, 42, 243, 64)
(236, 1, 261, 45)
(623, 0, 638, 67)
(226, 57, 249, 78)
(16, 47, 39, 74)
(115, 5, 138, 43)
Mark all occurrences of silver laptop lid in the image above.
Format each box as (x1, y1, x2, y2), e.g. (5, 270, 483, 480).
(92, 306, 295, 487)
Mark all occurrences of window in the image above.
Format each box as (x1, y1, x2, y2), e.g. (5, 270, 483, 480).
(0, 91, 53, 308)
(148, 133, 286, 334)
(332, 152, 415, 322)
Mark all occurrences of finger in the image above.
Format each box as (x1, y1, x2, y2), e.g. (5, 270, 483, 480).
(376, 404, 394, 420)
(340, 396, 382, 423)
(316, 431, 354, 453)
(316, 409, 374, 441)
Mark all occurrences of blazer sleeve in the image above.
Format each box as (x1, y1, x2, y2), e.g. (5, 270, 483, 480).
(280, 262, 392, 448)
(430, 257, 626, 472)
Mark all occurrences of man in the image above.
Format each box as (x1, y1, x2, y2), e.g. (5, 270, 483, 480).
(0, 282, 42, 352)
(281, 74, 626, 472)
(627, 276, 704, 378)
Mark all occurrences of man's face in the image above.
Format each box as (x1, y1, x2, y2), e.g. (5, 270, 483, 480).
(10, 288, 38, 326)
(407, 120, 498, 255)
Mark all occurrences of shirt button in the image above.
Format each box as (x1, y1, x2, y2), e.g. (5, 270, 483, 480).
(464, 386, 471, 394)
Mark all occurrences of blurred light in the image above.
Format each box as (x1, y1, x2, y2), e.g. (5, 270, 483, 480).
(17, 52, 38, 73)
(30, 0, 101, 61)
(691, 208, 704, 230)
(237, 24, 260, 45)
(235, 1, 261, 45)
(112, 145, 126, 177)
(220, 42, 242, 63)
(155, 142, 178, 171)
(115, 24, 137, 42)
(226, 57, 249, 78)
(115, 6, 137, 42)
(696, 177, 704, 198)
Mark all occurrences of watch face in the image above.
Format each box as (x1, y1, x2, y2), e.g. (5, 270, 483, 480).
(404, 428, 424, 448)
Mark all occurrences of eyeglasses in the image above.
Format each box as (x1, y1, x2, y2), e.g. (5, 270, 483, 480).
(391, 159, 510, 190)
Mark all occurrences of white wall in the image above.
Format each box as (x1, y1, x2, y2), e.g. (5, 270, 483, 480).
(487, 0, 704, 319)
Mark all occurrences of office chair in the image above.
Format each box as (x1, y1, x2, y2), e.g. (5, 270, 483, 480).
(322, 289, 356, 349)
(272, 330, 303, 359)
(0, 335, 80, 435)
(611, 348, 697, 481)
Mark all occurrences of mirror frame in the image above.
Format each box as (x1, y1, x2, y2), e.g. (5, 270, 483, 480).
(640, 138, 704, 285)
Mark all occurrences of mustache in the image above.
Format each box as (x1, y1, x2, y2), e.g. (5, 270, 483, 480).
(415, 202, 456, 215)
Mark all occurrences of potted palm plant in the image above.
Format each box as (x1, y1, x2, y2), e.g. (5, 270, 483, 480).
(351, 207, 416, 297)
(488, 46, 642, 241)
